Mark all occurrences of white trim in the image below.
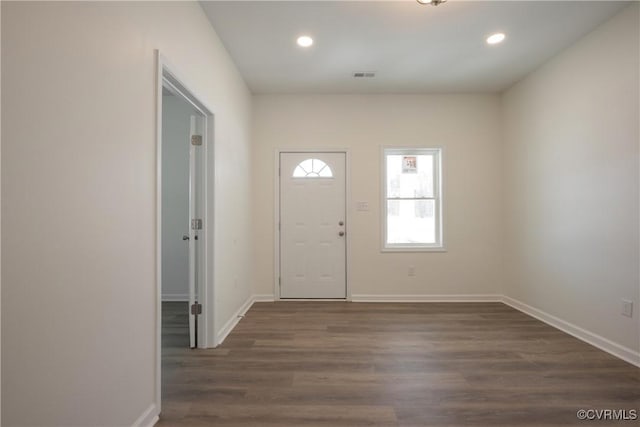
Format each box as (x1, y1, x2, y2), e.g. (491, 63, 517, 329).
(203, 99, 216, 347)
(154, 50, 163, 417)
(381, 247, 448, 253)
(216, 294, 255, 345)
(161, 293, 189, 302)
(279, 298, 352, 302)
(502, 296, 640, 368)
(351, 294, 502, 302)
(273, 150, 279, 299)
(253, 294, 276, 302)
(345, 150, 352, 302)
(131, 403, 158, 427)
(274, 148, 352, 301)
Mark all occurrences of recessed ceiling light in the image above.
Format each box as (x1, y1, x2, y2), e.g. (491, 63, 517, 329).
(486, 33, 506, 45)
(296, 36, 313, 48)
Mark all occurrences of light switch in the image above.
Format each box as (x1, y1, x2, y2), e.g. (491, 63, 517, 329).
(622, 299, 633, 317)
(356, 201, 369, 212)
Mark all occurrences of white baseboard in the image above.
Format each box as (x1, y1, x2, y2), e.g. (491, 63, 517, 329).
(131, 403, 158, 427)
(216, 294, 256, 345)
(253, 294, 275, 302)
(161, 293, 188, 302)
(502, 296, 640, 368)
(351, 294, 502, 303)
(279, 298, 348, 301)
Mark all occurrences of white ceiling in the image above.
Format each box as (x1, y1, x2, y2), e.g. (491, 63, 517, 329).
(200, 1, 629, 94)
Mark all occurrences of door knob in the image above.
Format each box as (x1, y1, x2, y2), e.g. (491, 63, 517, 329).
(339, 221, 344, 226)
(338, 231, 345, 236)
(182, 235, 190, 241)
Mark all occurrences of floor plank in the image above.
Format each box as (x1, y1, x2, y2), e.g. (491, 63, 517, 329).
(159, 302, 640, 426)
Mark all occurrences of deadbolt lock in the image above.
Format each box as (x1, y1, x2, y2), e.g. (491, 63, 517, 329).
(339, 221, 344, 226)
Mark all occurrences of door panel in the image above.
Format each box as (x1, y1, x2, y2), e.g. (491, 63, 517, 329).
(280, 152, 346, 298)
(189, 114, 205, 347)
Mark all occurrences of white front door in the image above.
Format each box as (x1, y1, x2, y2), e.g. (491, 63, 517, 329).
(280, 152, 347, 299)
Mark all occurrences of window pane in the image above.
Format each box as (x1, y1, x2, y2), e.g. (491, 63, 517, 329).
(387, 200, 436, 244)
(292, 158, 333, 178)
(318, 166, 332, 177)
(386, 154, 434, 198)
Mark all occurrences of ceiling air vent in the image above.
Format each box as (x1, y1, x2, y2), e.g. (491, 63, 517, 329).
(353, 72, 376, 78)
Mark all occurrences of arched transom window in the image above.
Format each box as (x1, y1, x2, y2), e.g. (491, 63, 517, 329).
(293, 158, 333, 178)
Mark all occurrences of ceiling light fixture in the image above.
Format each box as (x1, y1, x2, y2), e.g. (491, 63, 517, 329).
(417, 0, 447, 6)
(296, 35, 314, 48)
(486, 33, 506, 45)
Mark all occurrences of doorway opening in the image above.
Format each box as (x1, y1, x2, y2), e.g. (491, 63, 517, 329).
(161, 84, 205, 348)
(156, 52, 215, 415)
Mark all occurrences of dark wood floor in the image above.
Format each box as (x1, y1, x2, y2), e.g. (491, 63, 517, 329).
(159, 302, 640, 426)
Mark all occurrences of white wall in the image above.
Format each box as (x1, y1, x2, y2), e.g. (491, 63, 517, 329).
(1, 2, 252, 426)
(161, 95, 193, 301)
(252, 94, 503, 298)
(502, 4, 639, 356)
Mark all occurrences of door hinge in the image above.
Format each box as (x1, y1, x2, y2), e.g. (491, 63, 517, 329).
(191, 219, 203, 230)
(191, 135, 203, 146)
(278, 277, 281, 286)
(191, 302, 202, 315)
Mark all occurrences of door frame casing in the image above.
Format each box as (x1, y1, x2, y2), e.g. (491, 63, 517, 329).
(274, 148, 352, 301)
(155, 51, 217, 412)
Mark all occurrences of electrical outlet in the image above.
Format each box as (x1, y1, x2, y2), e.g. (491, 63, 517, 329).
(621, 299, 633, 318)
(408, 265, 415, 277)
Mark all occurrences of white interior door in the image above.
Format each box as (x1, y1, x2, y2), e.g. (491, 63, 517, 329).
(188, 114, 205, 347)
(280, 152, 347, 298)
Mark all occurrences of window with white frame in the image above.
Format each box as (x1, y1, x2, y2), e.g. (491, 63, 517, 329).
(383, 148, 443, 250)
